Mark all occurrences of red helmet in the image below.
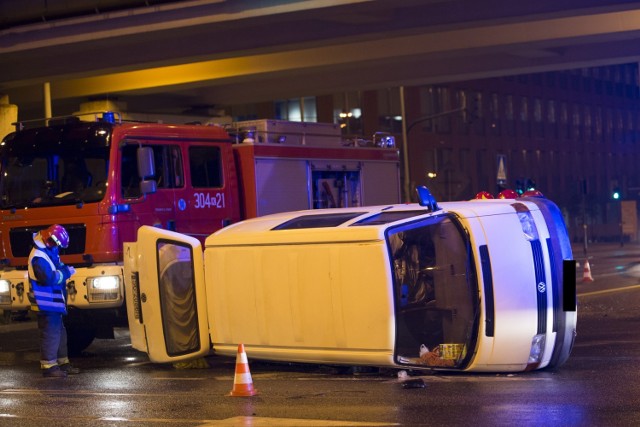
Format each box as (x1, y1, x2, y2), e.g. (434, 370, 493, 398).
(41, 224, 69, 248)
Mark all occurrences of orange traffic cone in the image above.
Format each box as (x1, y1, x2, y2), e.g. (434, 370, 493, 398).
(229, 344, 258, 397)
(582, 260, 594, 282)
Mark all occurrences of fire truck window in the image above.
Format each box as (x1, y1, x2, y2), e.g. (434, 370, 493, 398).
(121, 145, 141, 198)
(189, 146, 222, 188)
(61, 158, 92, 194)
(122, 144, 182, 198)
(170, 146, 184, 188)
(1, 157, 48, 206)
(154, 145, 183, 189)
(153, 149, 164, 187)
(153, 146, 184, 189)
(85, 158, 108, 192)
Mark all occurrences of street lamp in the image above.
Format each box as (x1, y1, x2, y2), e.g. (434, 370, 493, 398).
(612, 187, 623, 246)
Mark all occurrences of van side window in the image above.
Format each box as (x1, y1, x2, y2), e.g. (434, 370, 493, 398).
(189, 146, 223, 188)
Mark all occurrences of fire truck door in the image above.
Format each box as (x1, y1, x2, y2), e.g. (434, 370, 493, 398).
(124, 226, 210, 363)
(121, 143, 177, 232)
(175, 144, 236, 239)
(150, 145, 180, 231)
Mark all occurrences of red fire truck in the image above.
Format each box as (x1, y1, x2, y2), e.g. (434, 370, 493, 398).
(0, 113, 400, 352)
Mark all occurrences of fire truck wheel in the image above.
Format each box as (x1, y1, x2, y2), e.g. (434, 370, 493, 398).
(66, 327, 96, 356)
(63, 313, 96, 356)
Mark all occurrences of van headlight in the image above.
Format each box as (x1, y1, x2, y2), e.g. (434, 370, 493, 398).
(87, 276, 121, 302)
(517, 211, 539, 241)
(528, 333, 546, 364)
(0, 279, 10, 305)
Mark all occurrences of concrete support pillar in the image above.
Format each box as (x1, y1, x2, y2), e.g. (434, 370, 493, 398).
(400, 86, 411, 203)
(0, 94, 18, 141)
(361, 90, 378, 139)
(256, 101, 275, 119)
(43, 82, 52, 120)
(315, 95, 333, 123)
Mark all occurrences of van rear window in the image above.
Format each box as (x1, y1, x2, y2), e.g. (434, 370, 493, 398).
(351, 210, 427, 226)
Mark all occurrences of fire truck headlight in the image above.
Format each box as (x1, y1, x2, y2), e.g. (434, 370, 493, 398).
(0, 279, 10, 305)
(528, 334, 545, 364)
(87, 276, 121, 302)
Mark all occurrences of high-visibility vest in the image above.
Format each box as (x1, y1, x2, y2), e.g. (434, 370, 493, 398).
(27, 248, 67, 314)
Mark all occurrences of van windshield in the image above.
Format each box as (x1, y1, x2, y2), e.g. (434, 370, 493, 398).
(0, 124, 110, 209)
(387, 214, 479, 369)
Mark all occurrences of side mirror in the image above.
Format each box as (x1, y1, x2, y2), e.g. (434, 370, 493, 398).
(137, 146, 155, 179)
(137, 147, 157, 195)
(140, 179, 157, 195)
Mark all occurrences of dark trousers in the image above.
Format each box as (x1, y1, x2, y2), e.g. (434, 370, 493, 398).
(37, 312, 69, 369)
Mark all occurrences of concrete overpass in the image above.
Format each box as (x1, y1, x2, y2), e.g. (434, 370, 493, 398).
(2, 0, 640, 118)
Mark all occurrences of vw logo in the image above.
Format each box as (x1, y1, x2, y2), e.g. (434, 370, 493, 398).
(537, 282, 546, 293)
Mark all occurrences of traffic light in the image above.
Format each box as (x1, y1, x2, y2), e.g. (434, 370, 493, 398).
(515, 178, 535, 196)
(465, 93, 482, 124)
(473, 94, 482, 120)
(525, 179, 536, 192)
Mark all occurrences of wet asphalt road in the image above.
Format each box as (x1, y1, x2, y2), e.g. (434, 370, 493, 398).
(1, 242, 640, 426)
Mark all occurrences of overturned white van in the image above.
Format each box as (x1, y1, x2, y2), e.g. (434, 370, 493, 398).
(124, 189, 576, 372)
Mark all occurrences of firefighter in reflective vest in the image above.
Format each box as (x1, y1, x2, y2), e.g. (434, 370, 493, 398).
(28, 224, 79, 378)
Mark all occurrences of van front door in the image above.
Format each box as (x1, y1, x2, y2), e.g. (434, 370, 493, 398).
(388, 214, 479, 369)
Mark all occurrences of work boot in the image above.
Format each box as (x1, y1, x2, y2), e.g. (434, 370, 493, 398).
(59, 363, 80, 375)
(42, 365, 67, 378)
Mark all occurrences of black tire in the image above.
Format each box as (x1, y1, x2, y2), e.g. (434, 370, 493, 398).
(63, 307, 120, 355)
(64, 309, 97, 356)
(65, 325, 96, 356)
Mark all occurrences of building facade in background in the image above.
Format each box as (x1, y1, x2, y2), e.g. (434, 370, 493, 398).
(403, 63, 639, 243)
(204, 63, 640, 242)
